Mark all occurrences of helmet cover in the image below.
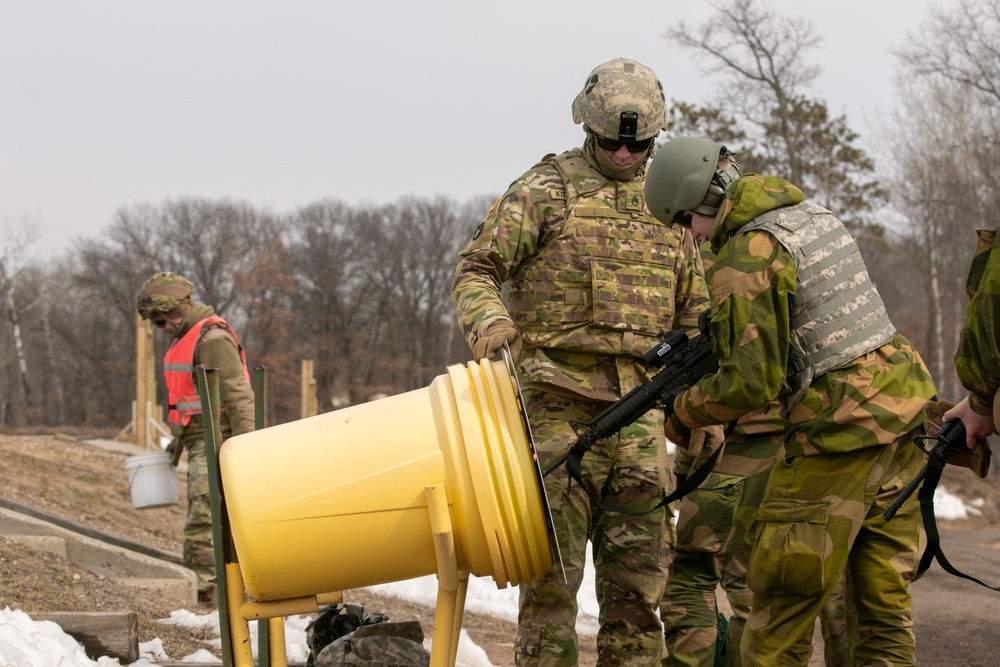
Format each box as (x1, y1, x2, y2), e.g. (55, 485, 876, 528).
(572, 58, 667, 141)
(136, 271, 195, 319)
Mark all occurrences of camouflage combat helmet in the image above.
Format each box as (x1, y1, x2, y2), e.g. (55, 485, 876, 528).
(572, 58, 667, 143)
(644, 136, 740, 224)
(136, 271, 195, 320)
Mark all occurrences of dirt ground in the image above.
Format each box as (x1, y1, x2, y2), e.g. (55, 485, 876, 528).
(2, 431, 1000, 666)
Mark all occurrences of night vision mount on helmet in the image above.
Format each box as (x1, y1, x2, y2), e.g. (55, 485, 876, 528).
(572, 58, 667, 143)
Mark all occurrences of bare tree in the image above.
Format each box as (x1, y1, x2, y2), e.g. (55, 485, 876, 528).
(897, 0, 1000, 109)
(667, 0, 820, 185)
(882, 77, 996, 397)
(665, 0, 885, 226)
(286, 200, 384, 407)
(372, 196, 482, 389)
(92, 198, 283, 328)
(0, 221, 41, 423)
(237, 236, 302, 425)
(887, 0, 1000, 397)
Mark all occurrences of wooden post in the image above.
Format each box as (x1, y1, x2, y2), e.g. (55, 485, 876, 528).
(300, 359, 318, 419)
(135, 314, 151, 449)
(121, 313, 169, 450)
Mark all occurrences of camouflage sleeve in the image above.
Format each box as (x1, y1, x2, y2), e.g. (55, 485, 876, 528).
(451, 165, 566, 351)
(198, 329, 256, 437)
(955, 228, 1000, 415)
(675, 230, 796, 428)
(671, 228, 711, 335)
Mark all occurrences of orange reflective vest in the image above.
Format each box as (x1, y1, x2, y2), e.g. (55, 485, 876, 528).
(164, 316, 251, 426)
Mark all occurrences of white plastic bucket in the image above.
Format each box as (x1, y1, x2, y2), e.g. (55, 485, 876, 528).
(125, 453, 179, 509)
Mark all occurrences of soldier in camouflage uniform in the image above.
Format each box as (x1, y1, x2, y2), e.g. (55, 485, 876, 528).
(136, 272, 255, 604)
(661, 214, 852, 667)
(944, 226, 1000, 446)
(644, 137, 937, 667)
(451, 59, 711, 666)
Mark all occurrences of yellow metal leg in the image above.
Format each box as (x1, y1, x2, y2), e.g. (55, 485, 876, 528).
(425, 484, 464, 667)
(448, 571, 470, 667)
(267, 617, 287, 667)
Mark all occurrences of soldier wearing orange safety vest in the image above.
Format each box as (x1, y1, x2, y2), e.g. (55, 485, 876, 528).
(136, 272, 255, 605)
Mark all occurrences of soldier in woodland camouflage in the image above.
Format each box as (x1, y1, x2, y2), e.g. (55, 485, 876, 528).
(452, 59, 711, 666)
(136, 272, 255, 604)
(944, 226, 1000, 446)
(660, 200, 851, 667)
(644, 137, 938, 667)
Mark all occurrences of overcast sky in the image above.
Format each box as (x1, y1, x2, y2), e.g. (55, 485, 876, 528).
(1, 0, 943, 255)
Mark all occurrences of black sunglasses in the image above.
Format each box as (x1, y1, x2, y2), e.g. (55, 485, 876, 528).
(595, 135, 654, 154)
(151, 318, 168, 328)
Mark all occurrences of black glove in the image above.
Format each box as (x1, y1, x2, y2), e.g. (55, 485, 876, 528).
(664, 413, 693, 449)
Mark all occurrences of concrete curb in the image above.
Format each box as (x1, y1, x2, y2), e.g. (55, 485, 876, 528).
(0, 506, 198, 606)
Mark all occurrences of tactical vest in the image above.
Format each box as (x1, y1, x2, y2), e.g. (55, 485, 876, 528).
(505, 151, 686, 358)
(740, 201, 895, 410)
(164, 316, 251, 426)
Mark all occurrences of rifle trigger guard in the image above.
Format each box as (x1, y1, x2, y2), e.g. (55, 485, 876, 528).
(913, 434, 948, 459)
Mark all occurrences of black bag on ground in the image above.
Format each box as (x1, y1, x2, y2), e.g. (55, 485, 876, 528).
(306, 603, 429, 667)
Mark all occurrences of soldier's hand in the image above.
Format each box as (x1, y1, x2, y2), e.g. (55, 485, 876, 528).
(926, 398, 992, 478)
(942, 395, 996, 447)
(664, 413, 692, 450)
(165, 438, 183, 466)
(473, 319, 522, 362)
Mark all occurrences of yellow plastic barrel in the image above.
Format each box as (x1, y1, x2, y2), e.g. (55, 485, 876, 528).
(220, 357, 553, 602)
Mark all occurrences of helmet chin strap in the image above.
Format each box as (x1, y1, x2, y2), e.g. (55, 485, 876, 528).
(585, 131, 649, 181)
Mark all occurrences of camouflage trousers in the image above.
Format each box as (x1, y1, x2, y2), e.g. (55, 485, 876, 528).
(726, 564, 851, 667)
(517, 388, 675, 667)
(181, 434, 216, 593)
(661, 430, 854, 667)
(660, 430, 782, 667)
(742, 437, 926, 667)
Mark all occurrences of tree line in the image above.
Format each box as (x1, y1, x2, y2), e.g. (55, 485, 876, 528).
(1, 0, 998, 430)
(0, 196, 491, 429)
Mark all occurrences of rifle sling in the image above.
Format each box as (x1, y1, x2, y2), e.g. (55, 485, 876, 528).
(564, 423, 732, 517)
(916, 454, 1000, 591)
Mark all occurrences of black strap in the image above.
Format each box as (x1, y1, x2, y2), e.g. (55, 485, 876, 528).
(915, 454, 1000, 590)
(564, 423, 732, 517)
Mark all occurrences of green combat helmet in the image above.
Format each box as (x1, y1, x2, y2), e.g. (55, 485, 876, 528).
(136, 271, 195, 320)
(644, 136, 740, 224)
(572, 58, 667, 143)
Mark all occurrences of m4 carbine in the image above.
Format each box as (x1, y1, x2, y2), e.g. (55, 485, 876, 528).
(542, 310, 717, 484)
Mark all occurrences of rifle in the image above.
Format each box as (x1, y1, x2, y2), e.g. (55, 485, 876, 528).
(883, 418, 965, 521)
(542, 311, 718, 495)
(884, 417, 1000, 591)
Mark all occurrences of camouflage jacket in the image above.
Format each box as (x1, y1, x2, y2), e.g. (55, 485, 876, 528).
(451, 146, 710, 402)
(955, 226, 1000, 416)
(674, 174, 938, 456)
